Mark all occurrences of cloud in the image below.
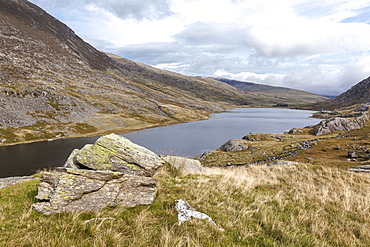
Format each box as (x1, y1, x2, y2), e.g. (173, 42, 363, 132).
(28, 0, 370, 96)
(30, 0, 173, 21)
(88, 0, 173, 21)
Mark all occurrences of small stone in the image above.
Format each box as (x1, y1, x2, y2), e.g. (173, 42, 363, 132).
(348, 150, 357, 158)
(174, 199, 224, 231)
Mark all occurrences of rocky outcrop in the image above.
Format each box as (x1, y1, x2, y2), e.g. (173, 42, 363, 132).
(313, 117, 366, 136)
(162, 156, 203, 174)
(32, 134, 164, 215)
(219, 139, 248, 152)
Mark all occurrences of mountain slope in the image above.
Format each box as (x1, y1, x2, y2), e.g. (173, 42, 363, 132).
(303, 76, 370, 110)
(213, 78, 329, 106)
(0, 0, 255, 144)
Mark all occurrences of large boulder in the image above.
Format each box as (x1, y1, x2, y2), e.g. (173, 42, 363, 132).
(32, 168, 157, 215)
(33, 134, 164, 215)
(72, 134, 165, 176)
(219, 139, 248, 152)
(162, 156, 203, 174)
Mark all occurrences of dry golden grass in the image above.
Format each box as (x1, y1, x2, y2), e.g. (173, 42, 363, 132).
(1, 162, 370, 246)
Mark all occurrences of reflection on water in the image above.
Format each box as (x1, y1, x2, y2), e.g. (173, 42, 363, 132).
(0, 108, 320, 178)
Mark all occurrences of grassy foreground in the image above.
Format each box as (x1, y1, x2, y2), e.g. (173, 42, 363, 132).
(1, 163, 370, 246)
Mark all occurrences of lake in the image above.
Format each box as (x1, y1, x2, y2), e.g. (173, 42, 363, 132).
(0, 108, 320, 178)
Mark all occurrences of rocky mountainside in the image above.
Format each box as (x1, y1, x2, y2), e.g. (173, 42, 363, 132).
(213, 78, 329, 106)
(302, 76, 370, 110)
(0, 0, 328, 144)
(0, 0, 254, 144)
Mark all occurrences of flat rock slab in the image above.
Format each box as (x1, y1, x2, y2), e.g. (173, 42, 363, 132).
(266, 160, 300, 166)
(72, 133, 165, 176)
(0, 176, 38, 189)
(348, 165, 370, 173)
(32, 169, 157, 215)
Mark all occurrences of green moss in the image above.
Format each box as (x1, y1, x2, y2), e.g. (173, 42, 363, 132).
(0, 128, 17, 143)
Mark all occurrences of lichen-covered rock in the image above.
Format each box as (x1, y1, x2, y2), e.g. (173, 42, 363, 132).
(163, 156, 203, 174)
(219, 139, 248, 152)
(63, 149, 80, 169)
(32, 169, 157, 215)
(74, 134, 165, 176)
(33, 134, 163, 215)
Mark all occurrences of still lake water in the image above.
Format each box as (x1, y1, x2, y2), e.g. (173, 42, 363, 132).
(0, 108, 320, 178)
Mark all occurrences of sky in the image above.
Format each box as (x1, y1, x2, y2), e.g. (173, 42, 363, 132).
(29, 0, 370, 96)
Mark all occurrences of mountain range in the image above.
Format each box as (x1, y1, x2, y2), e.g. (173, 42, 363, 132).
(213, 78, 329, 106)
(0, 0, 341, 144)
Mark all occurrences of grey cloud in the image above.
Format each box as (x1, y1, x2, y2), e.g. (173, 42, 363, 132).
(175, 22, 247, 46)
(175, 21, 336, 59)
(111, 42, 194, 65)
(91, 0, 173, 20)
(30, 0, 173, 20)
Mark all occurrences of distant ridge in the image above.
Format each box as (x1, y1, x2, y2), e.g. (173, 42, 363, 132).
(212, 78, 329, 106)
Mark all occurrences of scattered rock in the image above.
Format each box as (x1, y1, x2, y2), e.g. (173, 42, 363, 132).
(174, 199, 224, 231)
(219, 139, 248, 152)
(162, 156, 203, 174)
(242, 132, 266, 141)
(348, 150, 357, 158)
(299, 141, 311, 150)
(356, 104, 369, 112)
(287, 128, 303, 134)
(333, 146, 343, 150)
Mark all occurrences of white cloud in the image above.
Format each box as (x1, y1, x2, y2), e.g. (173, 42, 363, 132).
(29, 0, 370, 96)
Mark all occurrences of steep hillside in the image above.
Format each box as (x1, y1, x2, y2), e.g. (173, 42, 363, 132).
(303, 76, 370, 110)
(213, 78, 329, 106)
(0, 0, 253, 144)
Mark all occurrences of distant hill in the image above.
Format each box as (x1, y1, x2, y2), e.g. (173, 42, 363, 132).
(303, 76, 370, 110)
(212, 78, 329, 106)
